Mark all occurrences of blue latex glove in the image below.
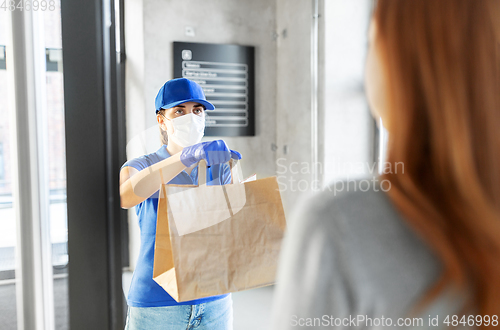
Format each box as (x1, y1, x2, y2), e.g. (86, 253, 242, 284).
(230, 149, 242, 160)
(180, 140, 241, 167)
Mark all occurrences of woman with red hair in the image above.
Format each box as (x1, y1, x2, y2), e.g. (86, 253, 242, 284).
(271, 1, 500, 328)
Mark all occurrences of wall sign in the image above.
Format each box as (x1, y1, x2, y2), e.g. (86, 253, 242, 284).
(173, 42, 255, 136)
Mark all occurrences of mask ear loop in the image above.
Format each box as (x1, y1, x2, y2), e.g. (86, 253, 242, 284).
(160, 114, 172, 133)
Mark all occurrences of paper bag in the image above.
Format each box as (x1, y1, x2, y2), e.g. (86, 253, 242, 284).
(153, 159, 287, 302)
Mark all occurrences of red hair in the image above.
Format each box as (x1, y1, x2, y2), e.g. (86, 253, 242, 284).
(374, 0, 500, 322)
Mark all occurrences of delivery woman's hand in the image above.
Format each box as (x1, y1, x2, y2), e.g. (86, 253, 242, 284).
(180, 140, 241, 167)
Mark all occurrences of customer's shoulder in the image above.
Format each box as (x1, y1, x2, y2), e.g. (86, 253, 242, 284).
(288, 176, 403, 238)
(313, 177, 394, 214)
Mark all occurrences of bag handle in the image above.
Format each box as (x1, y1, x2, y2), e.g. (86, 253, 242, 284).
(197, 158, 242, 186)
(229, 159, 243, 184)
(198, 159, 207, 186)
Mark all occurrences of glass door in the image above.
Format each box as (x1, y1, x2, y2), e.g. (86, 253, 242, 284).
(1, 2, 69, 329)
(0, 9, 19, 330)
(44, 2, 69, 329)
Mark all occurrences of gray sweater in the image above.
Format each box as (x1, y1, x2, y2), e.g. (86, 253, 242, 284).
(270, 179, 468, 329)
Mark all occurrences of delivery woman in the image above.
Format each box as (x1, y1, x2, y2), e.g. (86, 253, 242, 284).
(119, 78, 241, 329)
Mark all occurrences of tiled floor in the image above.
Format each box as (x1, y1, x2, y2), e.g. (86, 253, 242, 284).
(232, 284, 275, 330)
(0, 276, 69, 330)
(0, 273, 274, 329)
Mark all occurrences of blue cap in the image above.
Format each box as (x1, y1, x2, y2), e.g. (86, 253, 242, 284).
(155, 78, 215, 112)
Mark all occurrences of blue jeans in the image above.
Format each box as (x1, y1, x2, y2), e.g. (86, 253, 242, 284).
(124, 294, 233, 330)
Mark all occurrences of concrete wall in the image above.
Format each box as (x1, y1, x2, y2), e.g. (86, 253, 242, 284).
(124, 0, 279, 270)
(143, 0, 278, 181)
(275, 0, 324, 215)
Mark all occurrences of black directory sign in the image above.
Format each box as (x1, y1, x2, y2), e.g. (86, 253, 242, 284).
(173, 42, 255, 136)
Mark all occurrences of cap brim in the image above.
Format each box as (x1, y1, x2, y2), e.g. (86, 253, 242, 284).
(161, 99, 215, 111)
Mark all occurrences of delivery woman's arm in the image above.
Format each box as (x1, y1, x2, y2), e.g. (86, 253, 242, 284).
(119, 140, 241, 209)
(120, 153, 186, 209)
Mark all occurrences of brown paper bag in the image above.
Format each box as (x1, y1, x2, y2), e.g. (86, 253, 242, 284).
(153, 159, 287, 302)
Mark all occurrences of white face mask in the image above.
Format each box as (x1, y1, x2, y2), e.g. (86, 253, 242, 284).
(162, 113, 205, 147)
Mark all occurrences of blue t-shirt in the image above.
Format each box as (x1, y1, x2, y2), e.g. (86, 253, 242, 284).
(121, 144, 231, 307)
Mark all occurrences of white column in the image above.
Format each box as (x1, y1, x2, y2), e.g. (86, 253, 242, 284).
(7, 8, 55, 330)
